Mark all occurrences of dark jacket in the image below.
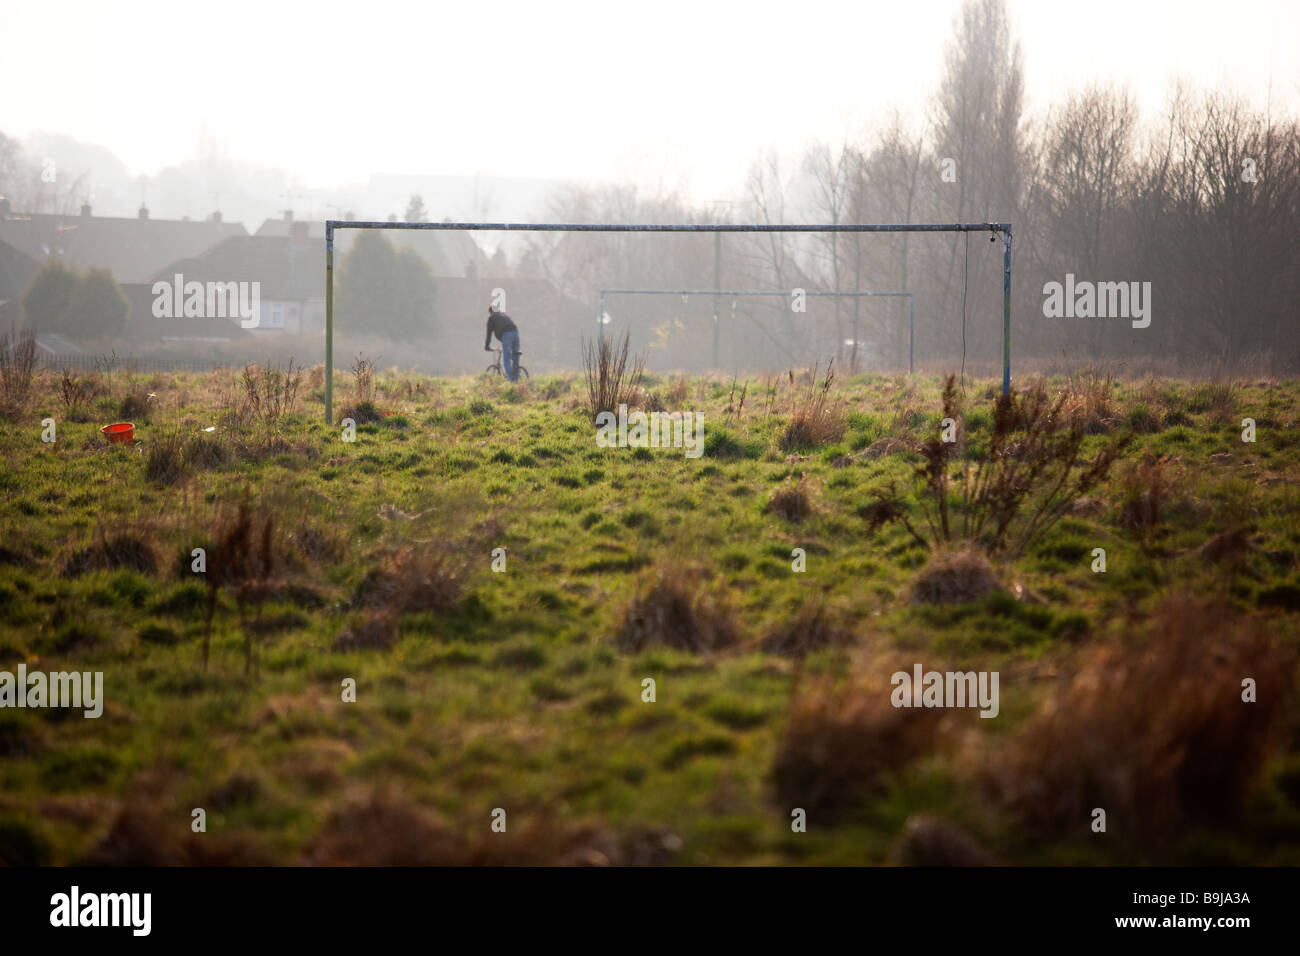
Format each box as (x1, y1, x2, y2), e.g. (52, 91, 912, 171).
(484, 311, 518, 349)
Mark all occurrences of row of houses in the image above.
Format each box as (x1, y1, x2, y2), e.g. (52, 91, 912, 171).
(0, 202, 588, 366)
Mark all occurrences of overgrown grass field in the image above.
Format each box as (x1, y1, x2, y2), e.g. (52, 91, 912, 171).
(1, 362, 1298, 865)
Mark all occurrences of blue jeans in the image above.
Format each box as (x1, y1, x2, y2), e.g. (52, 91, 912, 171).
(501, 330, 521, 382)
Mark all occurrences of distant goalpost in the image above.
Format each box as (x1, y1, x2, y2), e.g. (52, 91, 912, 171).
(322, 220, 1012, 423)
(597, 288, 917, 374)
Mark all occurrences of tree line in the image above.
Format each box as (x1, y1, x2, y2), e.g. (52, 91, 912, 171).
(517, 0, 1299, 374)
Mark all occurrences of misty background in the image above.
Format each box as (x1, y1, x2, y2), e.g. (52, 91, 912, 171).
(1, 0, 1297, 375)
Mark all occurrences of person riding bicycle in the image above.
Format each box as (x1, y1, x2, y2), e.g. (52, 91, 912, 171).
(484, 305, 521, 382)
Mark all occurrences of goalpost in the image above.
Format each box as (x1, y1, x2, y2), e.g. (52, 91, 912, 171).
(597, 288, 917, 373)
(322, 221, 1012, 423)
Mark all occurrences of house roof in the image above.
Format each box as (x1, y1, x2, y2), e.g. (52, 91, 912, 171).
(0, 212, 247, 284)
(153, 235, 325, 302)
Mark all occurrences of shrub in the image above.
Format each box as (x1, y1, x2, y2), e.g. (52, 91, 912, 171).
(351, 353, 376, 405)
(865, 374, 1132, 555)
(582, 330, 644, 422)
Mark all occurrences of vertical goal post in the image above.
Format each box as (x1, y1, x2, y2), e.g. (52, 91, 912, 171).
(597, 288, 916, 374)
(323, 220, 1012, 423)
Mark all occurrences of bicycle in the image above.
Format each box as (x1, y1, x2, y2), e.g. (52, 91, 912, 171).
(485, 347, 529, 380)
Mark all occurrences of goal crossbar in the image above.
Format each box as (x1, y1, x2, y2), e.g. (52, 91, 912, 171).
(597, 289, 916, 374)
(323, 220, 1012, 422)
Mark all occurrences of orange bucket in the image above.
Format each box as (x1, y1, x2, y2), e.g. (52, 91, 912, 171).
(101, 422, 135, 446)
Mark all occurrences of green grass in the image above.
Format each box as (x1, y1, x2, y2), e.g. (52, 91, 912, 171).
(0, 367, 1298, 865)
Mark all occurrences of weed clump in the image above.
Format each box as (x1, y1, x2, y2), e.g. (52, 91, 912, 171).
(1117, 454, 1176, 541)
(1063, 368, 1119, 433)
(990, 596, 1294, 848)
(766, 479, 812, 522)
(771, 672, 946, 821)
(759, 600, 855, 656)
(910, 547, 1005, 606)
(336, 610, 399, 651)
(0, 326, 37, 417)
(62, 531, 159, 577)
(354, 545, 465, 615)
(118, 391, 153, 423)
(202, 489, 278, 673)
(780, 361, 845, 452)
(339, 400, 383, 425)
(616, 566, 739, 654)
(144, 429, 188, 485)
(865, 374, 1132, 555)
(581, 330, 644, 422)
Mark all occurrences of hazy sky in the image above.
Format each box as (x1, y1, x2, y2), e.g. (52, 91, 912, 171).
(3, 0, 1297, 203)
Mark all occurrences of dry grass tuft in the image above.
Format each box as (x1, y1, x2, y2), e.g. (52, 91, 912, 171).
(771, 671, 946, 821)
(201, 489, 279, 673)
(0, 326, 37, 416)
(766, 478, 812, 522)
(62, 530, 159, 577)
(1062, 367, 1119, 433)
(759, 600, 856, 657)
(78, 804, 271, 865)
(117, 391, 153, 423)
(1117, 454, 1176, 541)
(303, 789, 682, 866)
(779, 360, 845, 451)
(990, 595, 1295, 847)
(889, 813, 999, 866)
(144, 428, 188, 485)
(910, 547, 1004, 605)
(354, 545, 466, 615)
(335, 610, 399, 651)
(616, 565, 740, 654)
